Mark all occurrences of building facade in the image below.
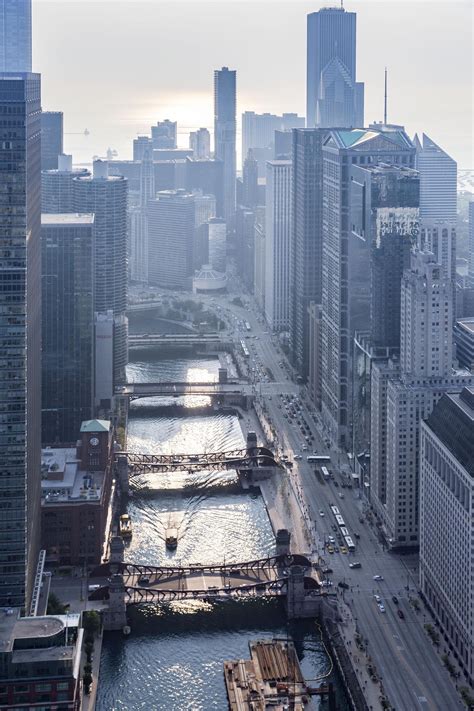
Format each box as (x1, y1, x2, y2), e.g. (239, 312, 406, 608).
(151, 119, 177, 149)
(455, 317, 474, 371)
(41, 154, 89, 213)
(130, 145, 155, 283)
(214, 67, 236, 223)
(0, 72, 41, 609)
(290, 128, 325, 380)
(73, 160, 128, 384)
(254, 207, 266, 312)
(420, 388, 474, 685)
(242, 111, 304, 176)
(41, 214, 95, 445)
(0, 0, 31, 72)
(189, 127, 211, 159)
(40, 110, 63, 171)
(306, 7, 363, 129)
(320, 127, 415, 447)
(147, 189, 195, 288)
(207, 217, 226, 273)
(264, 160, 292, 331)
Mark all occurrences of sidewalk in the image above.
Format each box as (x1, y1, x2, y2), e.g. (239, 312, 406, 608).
(81, 629, 104, 711)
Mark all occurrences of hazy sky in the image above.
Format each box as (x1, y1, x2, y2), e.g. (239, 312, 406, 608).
(33, 0, 473, 167)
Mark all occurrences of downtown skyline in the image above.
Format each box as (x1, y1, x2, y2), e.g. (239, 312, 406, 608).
(32, 0, 473, 168)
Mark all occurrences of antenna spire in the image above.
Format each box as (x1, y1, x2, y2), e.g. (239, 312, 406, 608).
(384, 67, 388, 124)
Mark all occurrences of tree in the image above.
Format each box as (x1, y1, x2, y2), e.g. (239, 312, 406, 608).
(47, 592, 68, 615)
(83, 672, 93, 694)
(83, 610, 101, 636)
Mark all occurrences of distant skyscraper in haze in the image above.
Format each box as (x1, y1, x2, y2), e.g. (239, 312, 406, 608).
(214, 67, 236, 223)
(0, 72, 41, 609)
(73, 161, 128, 384)
(151, 119, 177, 149)
(41, 111, 63, 171)
(265, 160, 292, 331)
(306, 7, 363, 129)
(133, 135, 152, 161)
(242, 111, 304, 176)
(0, 0, 32, 72)
(469, 202, 474, 280)
(242, 149, 259, 209)
(130, 145, 155, 283)
(41, 214, 95, 444)
(189, 128, 211, 159)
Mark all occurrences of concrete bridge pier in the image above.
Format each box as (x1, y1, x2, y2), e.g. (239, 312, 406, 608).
(102, 574, 127, 631)
(285, 565, 321, 619)
(116, 454, 130, 495)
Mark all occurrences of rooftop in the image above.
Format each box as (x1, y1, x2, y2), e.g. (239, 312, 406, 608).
(0, 612, 80, 654)
(426, 388, 474, 476)
(41, 447, 104, 504)
(330, 127, 413, 151)
(41, 213, 95, 226)
(457, 317, 474, 335)
(80, 419, 110, 433)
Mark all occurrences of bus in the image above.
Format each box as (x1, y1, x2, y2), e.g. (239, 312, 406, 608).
(245, 321, 252, 332)
(344, 536, 355, 552)
(307, 454, 330, 463)
(240, 339, 250, 358)
(330, 505, 340, 516)
(335, 514, 345, 528)
(321, 466, 331, 480)
(340, 527, 349, 538)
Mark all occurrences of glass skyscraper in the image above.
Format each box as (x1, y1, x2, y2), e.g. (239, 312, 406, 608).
(306, 7, 363, 129)
(0, 0, 32, 72)
(0, 72, 41, 608)
(41, 214, 95, 445)
(214, 67, 236, 224)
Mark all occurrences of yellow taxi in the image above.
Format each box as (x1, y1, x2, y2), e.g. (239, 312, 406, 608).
(327, 545, 334, 554)
(340, 546, 348, 554)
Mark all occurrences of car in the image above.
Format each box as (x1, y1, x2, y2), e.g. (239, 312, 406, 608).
(349, 562, 362, 569)
(321, 580, 333, 587)
(319, 510, 325, 517)
(328, 536, 335, 544)
(354, 532, 361, 540)
(378, 603, 386, 613)
(137, 576, 150, 585)
(322, 567, 333, 574)
(340, 546, 348, 554)
(392, 595, 399, 605)
(397, 609, 405, 620)
(334, 546, 339, 553)
(338, 581, 350, 589)
(374, 594, 381, 603)
(373, 575, 384, 581)
(294, 454, 302, 461)
(327, 545, 334, 554)
(338, 492, 344, 499)
(332, 524, 337, 532)
(334, 481, 339, 487)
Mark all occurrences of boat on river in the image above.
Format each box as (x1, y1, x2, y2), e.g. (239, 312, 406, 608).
(119, 513, 133, 538)
(165, 526, 178, 549)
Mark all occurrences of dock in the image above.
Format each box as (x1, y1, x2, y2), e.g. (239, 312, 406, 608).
(224, 639, 311, 710)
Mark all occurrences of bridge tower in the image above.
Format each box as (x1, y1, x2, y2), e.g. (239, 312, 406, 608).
(102, 574, 128, 630)
(116, 453, 129, 495)
(109, 535, 125, 567)
(286, 565, 321, 619)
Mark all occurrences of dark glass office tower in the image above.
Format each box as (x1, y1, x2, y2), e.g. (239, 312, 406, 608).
(41, 110, 63, 171)
(41, 214, 95, 444)
(214, 67, 236, 224)
(0, 73, 41, 608)
(0, 0, 32, 72)
(289, 128, 325, 379)
(306, 7, 363, 129)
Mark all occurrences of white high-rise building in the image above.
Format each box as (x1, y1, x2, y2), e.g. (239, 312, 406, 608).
(130, 146, 155, 283)
(414, 134, 457, 222)
(189, 128, 211, 159)
(400, 251, 454, 378)
(469, 201, 474, 280)
(420, 387, 474, 686)
(0, 0, 31, 72)
(264, 160, 292, 331)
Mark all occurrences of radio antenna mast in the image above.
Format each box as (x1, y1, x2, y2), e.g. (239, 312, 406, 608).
(384, 67, 388, 124)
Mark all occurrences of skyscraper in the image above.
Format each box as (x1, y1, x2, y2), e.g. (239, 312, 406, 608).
(41, 154, 89, 213)
(147, 190, 195, 288)
(41, 214, 95, 444)
(469, 201, 474, 281)
(0, 0, 32, 72)
(41, 111, 63, 171)
(0, 72, 41, 608)
(306, 7, 363, 129)
(73, 161, 128, 384)
(189, 127, 211, 159)
(151, 119, 177, 149)
(420, 387, 474, 686)
(265, 160, 292, 331)
(214, 67, 236, 223)
(242, 149, 259, 209)
(130, 145, 155, 283)
(242, 111, 304, 176)
(290, 128, 325, 379)
(320, 127, 415, 447)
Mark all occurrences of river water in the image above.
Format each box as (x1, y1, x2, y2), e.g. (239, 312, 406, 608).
(96, 339, 348, 710)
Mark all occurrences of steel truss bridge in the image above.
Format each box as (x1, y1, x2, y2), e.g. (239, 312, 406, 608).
(116, 381, 248, 400)
(120, 446, 281, 475)
(89, 554, 314, 605)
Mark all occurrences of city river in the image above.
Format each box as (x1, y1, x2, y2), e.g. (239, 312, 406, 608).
(96, 342, 349, 710)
